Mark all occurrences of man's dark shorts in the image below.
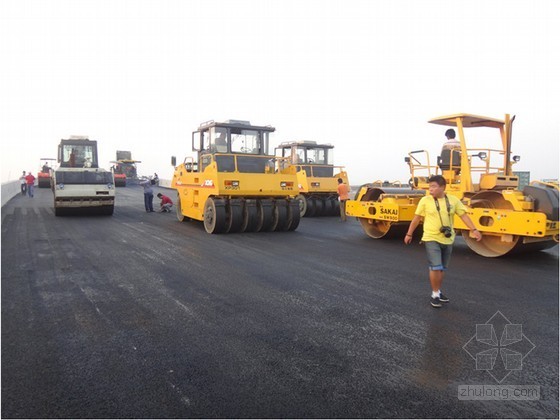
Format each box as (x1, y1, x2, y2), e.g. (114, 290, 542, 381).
(424, 241, 453, 271)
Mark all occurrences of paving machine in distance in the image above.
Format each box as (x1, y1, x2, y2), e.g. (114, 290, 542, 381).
(38, 158, 56, 188)
(171, 120, 300, 233)
(111, 150, 141, 187)
(346, 113, 559, 257)
(53, 136, 115, 216)
(275, 141, 349, 217)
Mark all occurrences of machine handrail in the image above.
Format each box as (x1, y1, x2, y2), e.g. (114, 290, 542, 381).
(407, 147, 511, 179)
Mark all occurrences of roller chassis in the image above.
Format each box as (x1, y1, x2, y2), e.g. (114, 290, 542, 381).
(174, 173, 301, 234)
(38, 172, 52, 188)
(295, 193, 340, 218)
(111, 155, 141, 187)
(346, 114, 559, 257)
(172, 120, 301, 234)
(53, 137, 115, 216)
(114, 174, 127, 187)
(38, 158, 56, 188)
(275, 140, 349, 217)
(53, 169, 115, 216)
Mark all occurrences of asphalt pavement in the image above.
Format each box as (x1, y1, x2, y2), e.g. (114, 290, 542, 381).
(2, 186, 558, 418)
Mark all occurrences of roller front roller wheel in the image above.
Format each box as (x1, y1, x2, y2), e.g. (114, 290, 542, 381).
(314, 198, 326, 216)
(358, 186, 393, 238)
(203, 197, 227, 234)
(272, 199, 290, 231)
(359, 218, 393, 238)
(328, 197, 339, 216)
(323, 197, 334, 216)
(241, 199, 259, 232)
(305, 197, 317, 217)
(226, 199, 244, 233)
(101, 205, 114, 216)
(38, 178, 50, 188)
(256, 199, 274, 232)
(461, 190, 557, 257)
(296, 194, 307, 218)
(176, 194, 189, 222)
(286, 199, 301, 231)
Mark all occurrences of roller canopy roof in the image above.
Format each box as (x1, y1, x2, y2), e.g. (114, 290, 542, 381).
(429, 113, 505, 128)
(278, 141, 334, 148)
(198, 119, 275, 132)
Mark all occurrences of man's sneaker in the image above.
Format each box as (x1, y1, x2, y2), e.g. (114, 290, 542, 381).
(439, 293, 450, 303)
(430, 297, 443, 308)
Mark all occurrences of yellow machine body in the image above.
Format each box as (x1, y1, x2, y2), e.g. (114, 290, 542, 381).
(346, 113, 559, 257)
(275, 141, 349, 217)
(172, 120, 301, 233)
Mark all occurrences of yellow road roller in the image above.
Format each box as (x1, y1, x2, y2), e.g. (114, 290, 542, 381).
(275, 141, 349, 217)
(171, 120, 300, 233)
(346, 113, 559, 257)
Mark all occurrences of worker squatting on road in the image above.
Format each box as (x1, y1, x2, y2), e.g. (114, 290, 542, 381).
(157, 193, 173, 213)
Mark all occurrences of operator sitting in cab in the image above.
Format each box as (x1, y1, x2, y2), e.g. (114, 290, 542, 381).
(439, 128, 461, 174)
(441, 128, 461, 151)
(213, 129, 228, 153)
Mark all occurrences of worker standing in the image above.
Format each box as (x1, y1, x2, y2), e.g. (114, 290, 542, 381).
(139, 178, 155, 212)
(25, 172, 36, 198)
(404, 175, 482, 308)
(19, 170, 27, 195)
(337, 178, 350, 222)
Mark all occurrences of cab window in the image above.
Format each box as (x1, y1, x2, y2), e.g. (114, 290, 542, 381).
(231, 129, 259, 154)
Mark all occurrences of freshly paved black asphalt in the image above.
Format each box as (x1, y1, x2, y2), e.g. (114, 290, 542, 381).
(2, 186, 558, 418)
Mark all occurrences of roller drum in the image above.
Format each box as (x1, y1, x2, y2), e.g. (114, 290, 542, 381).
(463, 191, 557, 257)
(358, 186, 425, 239)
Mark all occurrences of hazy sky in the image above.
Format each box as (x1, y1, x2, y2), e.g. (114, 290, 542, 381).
(1, 0, 559, 185)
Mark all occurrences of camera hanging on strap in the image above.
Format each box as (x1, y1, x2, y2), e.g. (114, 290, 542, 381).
(434, 195, 453, 238)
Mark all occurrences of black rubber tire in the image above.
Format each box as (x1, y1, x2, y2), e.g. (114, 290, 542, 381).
(38, 178, 51, 188)
(101, 205, 114, 216)
(305, 197, 316, 217)
(296, 194, 307, 218)
(314, 198, 326, 216)
(287, 199, 301, 231)
(272, 199, 290, 231)
(256, 199, 274, 232)
(176, 194, 189, 222)
(241, 199, 259, 232)
(327, 197, 338, 216)
(226, 199, 244, 233)
(203, 197, 227, 234)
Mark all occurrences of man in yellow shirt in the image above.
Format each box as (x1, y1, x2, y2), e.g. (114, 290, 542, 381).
(337, 178, 350, 221)
(404, 175, 482, 308)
